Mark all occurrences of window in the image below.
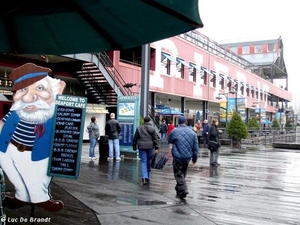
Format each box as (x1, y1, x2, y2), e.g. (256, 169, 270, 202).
(120, 46, 142, 65)
(227, 78, 232, 91)
(161, 52, 176, 75)
(189, 63, 196, 82)
(254, 45, 262, 53)
(267, 43, 275, 52)
(234, 80, 238, 92)
(200, 67, 208, 85)
(230, 47, 238, 54)
(210, 71, 216, 88)
(251, 87, 254, 98)
(240, 82, 244, 95)
(176, 58, 189, 79)
(219, 74, 225, 90)
(203, 71, 207, 85)
(242, 46, 250, 54)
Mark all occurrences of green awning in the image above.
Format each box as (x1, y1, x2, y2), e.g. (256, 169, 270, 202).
(0, 0, 204, 55)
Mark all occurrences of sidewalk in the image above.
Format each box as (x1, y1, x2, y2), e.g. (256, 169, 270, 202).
(4, 143, 300, 225)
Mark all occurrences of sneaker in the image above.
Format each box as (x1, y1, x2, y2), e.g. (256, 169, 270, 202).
(116, 157, 121, 162)
(107, 157, 113, 161)
(89, 157, 92, 159)
(92, 157, 97, 160)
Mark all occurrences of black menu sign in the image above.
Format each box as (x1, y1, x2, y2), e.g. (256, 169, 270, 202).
(47, 95, 87, 179)
(119, 122, 134, 146)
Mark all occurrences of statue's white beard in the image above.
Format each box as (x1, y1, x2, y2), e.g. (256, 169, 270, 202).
(11, 99, 55, 124)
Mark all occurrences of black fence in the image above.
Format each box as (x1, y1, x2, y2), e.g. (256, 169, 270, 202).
(198, 127, 299, 146)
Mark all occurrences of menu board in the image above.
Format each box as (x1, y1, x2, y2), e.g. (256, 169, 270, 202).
(47, 95, 87, 179)
(119, 122, 134, 146)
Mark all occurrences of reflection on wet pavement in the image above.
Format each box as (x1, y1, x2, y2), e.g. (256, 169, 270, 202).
(55, 144, 300, 225)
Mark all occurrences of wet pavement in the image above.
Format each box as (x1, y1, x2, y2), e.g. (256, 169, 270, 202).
(4, 143, 300, 225)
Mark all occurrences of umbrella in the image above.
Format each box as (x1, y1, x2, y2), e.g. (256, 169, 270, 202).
(160, 108, 184, 116)
(262, 119, 272, 125)
(0, 1, 203, 55)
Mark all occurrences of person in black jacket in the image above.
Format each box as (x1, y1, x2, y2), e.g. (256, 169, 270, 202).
(105, 113, 121, 161)
(132, 116, 159, 185)
(202, 119, 210, 148)
(208, 120, 222, 167)
(159, 120, 168, 144)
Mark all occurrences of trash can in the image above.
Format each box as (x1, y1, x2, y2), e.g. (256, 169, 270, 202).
(99, 135, 109, 160)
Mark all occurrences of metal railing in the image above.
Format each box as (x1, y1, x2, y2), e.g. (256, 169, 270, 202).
(94, 52, 133, 96)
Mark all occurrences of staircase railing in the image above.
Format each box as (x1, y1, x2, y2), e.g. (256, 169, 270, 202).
(93, 52, 133, 96)
(79, 62, 113, 104)
(148, 103, 161, 136)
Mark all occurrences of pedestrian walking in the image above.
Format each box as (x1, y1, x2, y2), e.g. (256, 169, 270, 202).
(208, 120, 222, 167)
(132, 116, 159, 185)
(87, 116, 100, 160)
(167, 121, 175, 136)
(202, 119, 210, 147)
(168, 116, 198, 199)
(105, 113, 121, 161)
(159, 120, 168, 144)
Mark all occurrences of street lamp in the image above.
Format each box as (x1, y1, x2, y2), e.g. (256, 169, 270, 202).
(252, 101, 261, 134)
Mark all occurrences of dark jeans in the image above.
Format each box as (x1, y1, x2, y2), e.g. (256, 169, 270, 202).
(203, 134, 209, 147)
(173, 159, 189, 195)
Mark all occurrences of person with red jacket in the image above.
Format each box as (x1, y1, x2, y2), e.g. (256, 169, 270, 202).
(167, 121, 175, 136)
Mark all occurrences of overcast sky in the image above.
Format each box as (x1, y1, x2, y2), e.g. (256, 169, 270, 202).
(198, 0, 299, 110)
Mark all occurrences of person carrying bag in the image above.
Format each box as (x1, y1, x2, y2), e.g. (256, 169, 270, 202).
(208, 120, 221, 167)
(132, 116, 159, 185)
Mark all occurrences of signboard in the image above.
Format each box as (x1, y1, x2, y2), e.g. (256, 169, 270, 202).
(117, 96, 140, 153)
(119, 122, 134, 146)
(48, 95, 87, 179)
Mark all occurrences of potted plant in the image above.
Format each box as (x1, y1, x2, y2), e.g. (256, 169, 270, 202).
(226, 112, 248, 147)
(247, 117, 259, 137)
(271, 119, 280, 133)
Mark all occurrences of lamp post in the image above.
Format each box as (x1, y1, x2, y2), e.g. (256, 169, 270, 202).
(252, 101, 261, 134)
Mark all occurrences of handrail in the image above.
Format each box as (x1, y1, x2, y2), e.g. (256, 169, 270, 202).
(148, 103, 160, 131)
(93, 52, 133, 96)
